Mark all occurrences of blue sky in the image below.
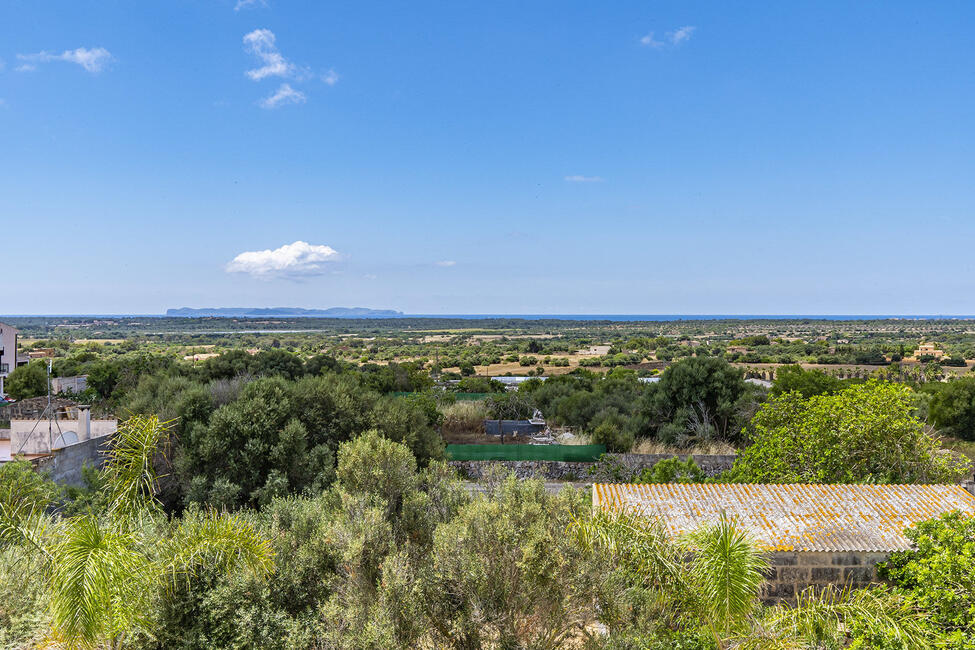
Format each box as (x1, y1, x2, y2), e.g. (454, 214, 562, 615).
(2, 1, 974, 315)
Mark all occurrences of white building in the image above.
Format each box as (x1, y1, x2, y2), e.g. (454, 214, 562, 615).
(2, 405, 117, 460)
(0, 322, 27, 396)
(577, 345, 612, 356)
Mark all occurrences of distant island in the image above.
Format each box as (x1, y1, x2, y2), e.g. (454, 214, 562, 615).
(166, 307, 403, 318)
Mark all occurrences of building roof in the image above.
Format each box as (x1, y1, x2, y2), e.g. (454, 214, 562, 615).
(592, 482, 975, 552)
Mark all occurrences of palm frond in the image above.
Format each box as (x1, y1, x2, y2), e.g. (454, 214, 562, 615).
(48, 514, 153, 649)
(0, 498, 52, 563)
(162, 509, 274, 590)
(686, 513, 767, 640)
(103, 415, 173, 521)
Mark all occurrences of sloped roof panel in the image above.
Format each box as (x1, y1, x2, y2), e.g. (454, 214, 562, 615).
(592, 482, 975, 552)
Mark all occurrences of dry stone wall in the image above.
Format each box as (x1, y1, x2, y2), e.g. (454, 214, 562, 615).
(449, 453, 736, 481)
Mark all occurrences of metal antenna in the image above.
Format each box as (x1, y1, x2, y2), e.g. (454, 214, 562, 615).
(16, 358, 62, 456)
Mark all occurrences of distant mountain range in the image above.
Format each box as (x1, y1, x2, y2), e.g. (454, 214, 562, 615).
(166, 307, 403, 318)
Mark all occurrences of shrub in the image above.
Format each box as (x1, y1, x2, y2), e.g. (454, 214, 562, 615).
(635, 457, 707, 484)
(879, 512, 975, 647)
(730, 381, 971, 484)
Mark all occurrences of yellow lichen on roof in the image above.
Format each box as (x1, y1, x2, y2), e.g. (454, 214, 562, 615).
(592, 483, 975, 552)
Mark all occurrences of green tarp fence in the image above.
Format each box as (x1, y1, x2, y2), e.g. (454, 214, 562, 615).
(445, 444, 607, 462)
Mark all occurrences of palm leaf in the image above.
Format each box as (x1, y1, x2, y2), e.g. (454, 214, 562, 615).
(47, 514, 153, 649)
(162, 509, 274, 590)
(103, 415, 173, 521)
(686, 513, 767, 642)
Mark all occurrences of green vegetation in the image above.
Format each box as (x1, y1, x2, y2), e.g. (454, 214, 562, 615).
(3, 316, 975, 647)
(925, 377, 975, 441)
(880, 512, 975, 648)
(731, 381, 970, 484)
(4, 361, 48, 400)
(0, 416, 272, 649)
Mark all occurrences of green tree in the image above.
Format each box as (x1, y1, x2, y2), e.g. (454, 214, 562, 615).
(86, 359, 121, 399)
(643, 356, 757, 444)
(5, 361, 48, 400)
(927, 377, 975, 441)
(731, 381, 970, 484)
(771, 364, 846, 398)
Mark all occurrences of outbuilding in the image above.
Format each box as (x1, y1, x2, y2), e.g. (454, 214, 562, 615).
(592, 482, 975, 600)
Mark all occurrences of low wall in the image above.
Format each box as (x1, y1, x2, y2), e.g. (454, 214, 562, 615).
(611, 453, 737, 477)
(31, 436, 110, 487)
(449, 453, 737, 481)
(0, 397, 78, 420)
(10, 419, 116, 455)
(763, 551, 888, 602)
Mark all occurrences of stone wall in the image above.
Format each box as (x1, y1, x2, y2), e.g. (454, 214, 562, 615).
(611, 453, 737, 477)
(449, 453, 737, 481)
(762, 551, 889, 602)
(0, 396, 79, 420)
(31, 435, 110, 487)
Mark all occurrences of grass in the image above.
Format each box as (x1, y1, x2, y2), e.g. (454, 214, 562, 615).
(440, 401, 490, 436)
(631, 439, 737, 456)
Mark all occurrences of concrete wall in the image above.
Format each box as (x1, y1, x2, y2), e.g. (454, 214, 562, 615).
(762, 551, 889, 602)
(51, 376, 88, 394)
(449, 453, 737, 481)
(31, 436, 110, 487)
(9, 418, 117, 455)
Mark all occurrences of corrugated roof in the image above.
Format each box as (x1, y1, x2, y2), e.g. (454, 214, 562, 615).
(592, 483, 975, 552)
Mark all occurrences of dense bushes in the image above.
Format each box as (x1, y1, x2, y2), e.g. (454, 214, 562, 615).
(517, 358, 761, 449)
(770, 364, 848, 398)
(145, 433, 605, 649)
(731, 381, 970, 484)
(172, 374, 443, 509)
(880, 512, 975, 648)
(2, 421, 970, 648)
(926, 377, 975, 441)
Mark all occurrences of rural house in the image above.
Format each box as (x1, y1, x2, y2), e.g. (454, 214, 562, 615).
(593, 482, 975, 600)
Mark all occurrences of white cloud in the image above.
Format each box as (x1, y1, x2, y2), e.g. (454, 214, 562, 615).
(243, 29, 335, 106)
(669, 26, 696, 45)
(243, 29, 296, 80)
(259, 83, 305, 109)
(564, 175, 603, 183)
(435, 260, 457, 267)
(226, 241, 341, 279)
(640, 33, 663, 48)
(322, 68, 339, 86)
(640, 26, 696, 48)
(235, 0, 268, 11)
(16, 47, 112, 73)
(364, 273, 377, 280)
